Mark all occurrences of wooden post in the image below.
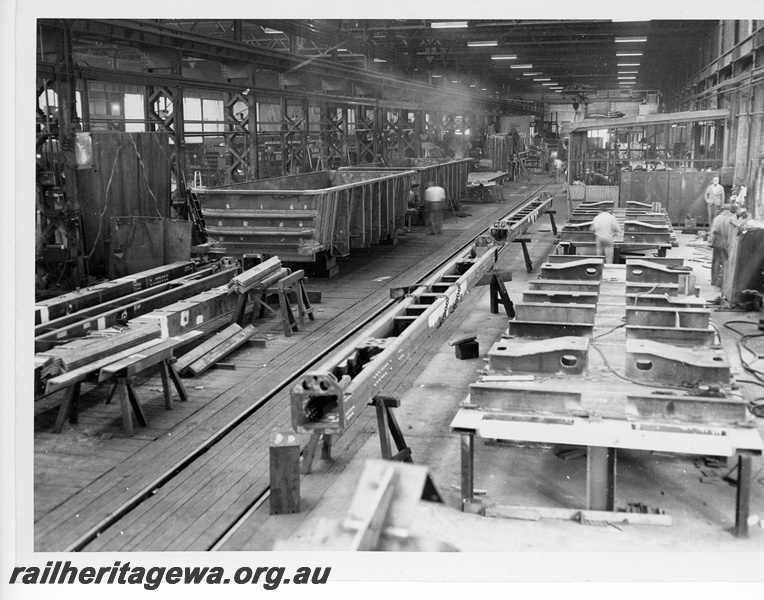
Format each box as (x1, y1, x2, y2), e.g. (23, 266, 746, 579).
(158, 361, 173, 409)
(270, 431, 301, 515)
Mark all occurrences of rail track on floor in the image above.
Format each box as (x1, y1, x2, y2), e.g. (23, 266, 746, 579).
(48, 181, 560, 552)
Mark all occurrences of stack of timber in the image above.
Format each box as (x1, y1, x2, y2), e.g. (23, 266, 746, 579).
(226, 256, 283, 294)
(175, 323, 258, 376)
(34, 257, 300, 395)
(36, 323, 162, 380)
(196, 169, 414, 263)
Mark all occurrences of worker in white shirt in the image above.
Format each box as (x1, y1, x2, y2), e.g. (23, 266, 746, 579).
(590, 207, 622, 264)
(424, 181, 446, 235)
(704, 176, 725, 228)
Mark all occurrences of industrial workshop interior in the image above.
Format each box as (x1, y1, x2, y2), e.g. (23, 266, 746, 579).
(25, 16, 764, 568)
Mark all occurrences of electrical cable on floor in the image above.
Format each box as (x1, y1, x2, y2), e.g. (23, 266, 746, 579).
(589, 342, 704, 392)
(721, 320, 764, 416)
(593, 321, 625, 340)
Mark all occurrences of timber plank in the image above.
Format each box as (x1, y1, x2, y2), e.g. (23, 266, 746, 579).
(187, 325, 258, 375)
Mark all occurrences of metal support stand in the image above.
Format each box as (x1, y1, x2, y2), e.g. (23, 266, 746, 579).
(546, 210, 558, 236)
(512, 237, 534, 272)
(372, 395, 442, 502)
(489, 274, 515, 317)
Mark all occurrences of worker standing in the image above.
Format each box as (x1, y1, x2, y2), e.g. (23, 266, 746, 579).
(708, 203, 738, 287)
(704, 176, 725, 228)
(424, 181, 446, 235)
(590, 207, 622, 264)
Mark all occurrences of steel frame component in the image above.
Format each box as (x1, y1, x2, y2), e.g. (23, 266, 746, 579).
(625, 339, 731, 386)
(624, 325, 716, 346)
(513, 302, 597, 324)
(625, 259, 692, 284)
(290, 243, 497, 435)
(522, 290, 599, 304)
(527, 279, 601, 293)
(489, 193, 554, 243)
(35, 261, 197, 326)
(624, 306, 711, 329)
(508, 320, 594, 339)
(35, 267, 238, 352)
(540, 259, 604, 280)
(487, 336, 590, 374)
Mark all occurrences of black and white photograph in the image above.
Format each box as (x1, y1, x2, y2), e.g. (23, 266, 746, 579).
(3, 3, 764, 598)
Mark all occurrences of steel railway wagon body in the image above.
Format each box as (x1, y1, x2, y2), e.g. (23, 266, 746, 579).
(339, 157, 471, 211)
(197, 169, 414, 262)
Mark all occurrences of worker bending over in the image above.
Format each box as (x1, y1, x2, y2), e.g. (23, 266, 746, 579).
(708, 203, 738, 287)
(590, 207, 622, 264)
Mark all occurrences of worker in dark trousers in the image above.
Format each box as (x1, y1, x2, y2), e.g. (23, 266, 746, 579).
(424, 181, 446, 235)
(708, 203, 738, 287)
(704, 176, 725, 228)
(590, 206, 621, 264)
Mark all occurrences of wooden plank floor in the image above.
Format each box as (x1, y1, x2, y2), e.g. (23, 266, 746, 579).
(34, 177, 560, 551)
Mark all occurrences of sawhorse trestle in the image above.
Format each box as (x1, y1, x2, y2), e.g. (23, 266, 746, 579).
(234, 269, 314, 337)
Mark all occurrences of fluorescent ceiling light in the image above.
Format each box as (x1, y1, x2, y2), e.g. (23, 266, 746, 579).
(262, 27, 283, 34)
(481, 88, 487, 91)
(431, 74, 442, 78)
(373, 58, 387, 63)
(618, 76, 636, 79)
(491, 54, 517, 60)
(542, 83, 556, 86)
(618, 63, 641, 67)
(431, 21, 468, 29)
(616, 52, 643, 57)
(451, 80, 459, 83)
(533, 78, 551, 81)
(468, 40, 498, 47)
(618, 70, 638, 74)
(337, 48, 348, 52)
(510, 64, 533, 69)
(615, 37, 647, 43)
(523, 72, 542, 76)
(554, 90, 562, 93)
(470, 84, 476, 87)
